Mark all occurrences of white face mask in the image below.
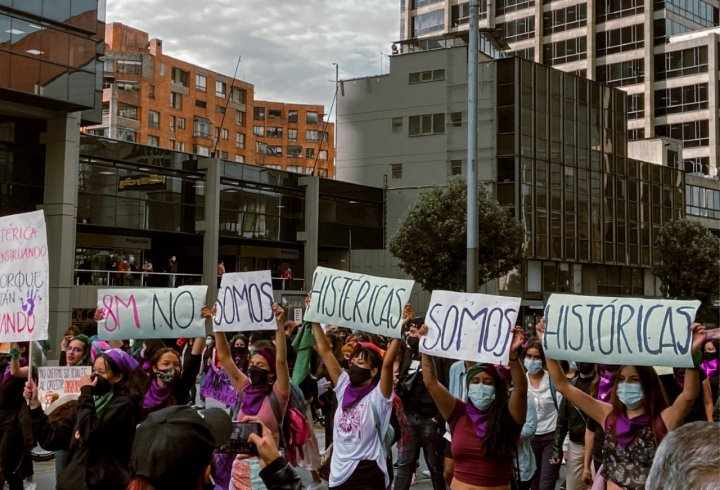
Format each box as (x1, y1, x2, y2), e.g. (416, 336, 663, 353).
(467, 383, 496, 410)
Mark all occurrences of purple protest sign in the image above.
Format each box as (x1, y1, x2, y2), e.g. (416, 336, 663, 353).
(200, 363, 239, 406)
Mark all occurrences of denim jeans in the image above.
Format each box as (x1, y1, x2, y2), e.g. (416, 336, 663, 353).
(531, 432, 560, 490)
(393, 412, 446, 490)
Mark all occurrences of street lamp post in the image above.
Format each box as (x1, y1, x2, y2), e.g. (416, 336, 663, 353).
(467, 0, 479, 293)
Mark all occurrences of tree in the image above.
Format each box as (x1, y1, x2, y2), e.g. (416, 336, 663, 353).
(388, 177, 525, 292)
(652, 218, 720, 305)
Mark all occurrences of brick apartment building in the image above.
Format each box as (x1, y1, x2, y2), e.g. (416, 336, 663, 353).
(85, 23, 335, 178)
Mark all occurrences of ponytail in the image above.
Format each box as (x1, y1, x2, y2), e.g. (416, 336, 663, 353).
(127, 477, 156, 490)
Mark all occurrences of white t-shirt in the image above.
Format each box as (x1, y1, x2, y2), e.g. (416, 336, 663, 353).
(527, 371, 561, 435)
(330, 371, 392, 488)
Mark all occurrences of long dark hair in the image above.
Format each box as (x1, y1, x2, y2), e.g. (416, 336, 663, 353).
(523, 341, 547, 368)
(98, 353, 145, 414)
(70, 335, 92, 366)
(610, 365, 669, 440)
(475, 366, 516, 459)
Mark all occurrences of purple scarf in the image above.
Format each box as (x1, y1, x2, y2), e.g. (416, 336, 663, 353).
(702, 359, 719, 379)
(598, 367, 616, 402)
(2, 358, 27, 384)
(342, 381, 377, 410)
(142, 378, 173, 411)
(241, 385, 271, 416)
(465, 401, 491, 439)
(614, 412, 650, 449)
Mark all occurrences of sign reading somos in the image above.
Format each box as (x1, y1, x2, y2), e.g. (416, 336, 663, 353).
(543, 294, 701, 368)
(97, 286, 208, 340)
(420, 291, 521, 364)
(213, 271, 276, 331)
(305, 267, 414, 338)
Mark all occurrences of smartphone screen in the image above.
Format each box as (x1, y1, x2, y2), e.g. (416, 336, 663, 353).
(217, 422, 262, 454)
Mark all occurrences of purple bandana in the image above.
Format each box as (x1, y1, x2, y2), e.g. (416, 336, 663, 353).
(240, 384, 271, 416)
(702, 359, 719, 379)
(142, 378, 173, 411)
(104, 348, 139, 375)
(2, 358, 27, 384)
(466, 401, 491, 439)
(342, 381, 377, 410)
(598, 367, 616, 402)
(614, 412, 650, 449)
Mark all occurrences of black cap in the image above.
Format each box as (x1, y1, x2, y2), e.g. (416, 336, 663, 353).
(131, 406, 232, 488)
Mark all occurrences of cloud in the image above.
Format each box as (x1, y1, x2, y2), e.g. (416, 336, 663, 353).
(106, 0, 398, 107)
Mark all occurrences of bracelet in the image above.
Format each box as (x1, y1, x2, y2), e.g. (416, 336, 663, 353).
(509, 355, 519, 362)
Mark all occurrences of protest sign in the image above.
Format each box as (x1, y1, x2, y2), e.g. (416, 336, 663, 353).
(213, 271, 276, 331)
(0, 210, 49, 342)
(543, 294, 701, 368)
(305, 267, 414, 338)
(37, 366, 92, 410)
(420, 291, 521, 364)
(96, 286, 208, 340)
(200, 364, 239, 406)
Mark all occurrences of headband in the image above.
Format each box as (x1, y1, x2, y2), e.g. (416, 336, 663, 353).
(104, 348, 139, 375)
(251, 348, 276, 375)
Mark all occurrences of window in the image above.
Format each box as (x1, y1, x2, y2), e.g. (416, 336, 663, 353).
(686, 185, 720, 218)
(268, 109, 282, 119)
(195, 99, 207, 108)
(267, 127, 283, 138)
(171, 67, 189, 87)
(216, 81, 227, 98)
(221, 151, 228, 160)
(177, 141, 185, 152)
(254, 126, 265, 137)
(452, 2, 488, 25)
(498, 16, 535, 43)
(655, 84, 709, 115)
(306, 148, 315, 159)
(196, 74, 207, 92)
(148, 84, 155, 99)
(306, 112, 319, 124)
(288, 110, 298, 123)
(147, 135, 159, 147)
(117, 60, 142, 74)
(221, 129, 229, 140)
(230, 87, 245, 104)
(656, 0, 717, 27)
(627, 94, 644, 120)
(628, 128, 644, 141)
(117, 105, 138, 119)
(267, 145, 283, 157)
(511, 47, 535, 60)
(656, 121, 710, 148)
(235, 110, 245, 126)
(496, 0, 535, 16)
(288, 145, 303, 158)
(409, 113, 445, 135)
(169, 116, 176, 132)
(287, 166, 301, 174)
(236, 133, 245, 148)
(235, 155, 245, 163)
(319, 150, 328, 160)
(408, 69, 446, 83)
(159, 63, 165, 76)
(116, 81, 139, 92)
(148, 110, 160, 129)
(256, 142, 268, 154)
(450, 112, 462, 127)
(117, 128, 137, 142)
(288, 129, 298, 141)
(542, 37, 587, 65)
(392, 117, 403, 133)
(596, 0, 644, 23)
(450, 160, 462, 176)
(595, 59, 644, 87)
(318, 169, 328, 178)
(653, 19, 691, 45)
(306, 167, 314, 175)
(254, 107, 265, 120)
(170, 92, 182, 109)
(684, 157, 710, 175)
(596, 24, 644, 57)
(391, 164, 403, 179)
(193, 117, 212, 138)
(178, 117, 186, 130)
(194, 145, 210, 157)
(216, 105, 226, 114)
(654, 47, 709, 80)
(306, 130, 320, 142)
(543, 4, 587, 34)
(412, 0, 444, 7)
(103, 59, 114, 72)
(411, 9, 445, 36)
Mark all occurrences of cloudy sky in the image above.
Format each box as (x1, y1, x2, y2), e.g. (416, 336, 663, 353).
(106, 0, 398, 109)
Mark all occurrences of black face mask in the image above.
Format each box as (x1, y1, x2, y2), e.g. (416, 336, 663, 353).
(248, 365, 270, 388)
(233, 346, 247, 358)
(576, 362, 596, 376)
(348, 364, 373, 386)
(704, 351, 717, 361)
(407, 336, 420, 349)
(90, 374, 113, 396)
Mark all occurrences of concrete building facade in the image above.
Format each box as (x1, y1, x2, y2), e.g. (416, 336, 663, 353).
(85, 23, 335, 178)
(398, 0, 720, 176)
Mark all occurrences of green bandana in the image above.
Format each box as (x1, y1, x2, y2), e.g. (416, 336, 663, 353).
(93, 392, 114, 414)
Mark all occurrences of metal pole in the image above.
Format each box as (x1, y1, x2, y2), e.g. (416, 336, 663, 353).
(200, 157, 220, 331)
(466, 0, 479, 293)
(333, 63, 339, 170)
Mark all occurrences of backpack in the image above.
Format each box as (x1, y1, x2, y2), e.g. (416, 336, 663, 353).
(370, 402, 395, 458)
(268, 382, 312, 465)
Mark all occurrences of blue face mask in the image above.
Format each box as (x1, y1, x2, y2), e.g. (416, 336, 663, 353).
(467, 383, 496, 410)
(524, 358, 543, 375)
(616, 382, 644, 409)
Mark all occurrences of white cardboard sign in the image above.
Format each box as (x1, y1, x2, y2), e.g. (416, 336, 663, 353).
(213, 271, 276, 331)
(38, 366, 92, 410)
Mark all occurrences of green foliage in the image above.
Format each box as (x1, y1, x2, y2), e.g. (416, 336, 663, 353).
(652, 218, 720, 304)
(388, 177, 525, 292)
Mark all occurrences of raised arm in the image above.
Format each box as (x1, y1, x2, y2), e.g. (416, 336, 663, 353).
(380, 338, 401, 399)
(421, 353, 456, 420)
(537, 318, 611, 426)
(272, 304, 290, 397)
(508, 327, 528, 426)
(191, 337, 205, 356)
(662, 323, 705, 430)
(202, 305, 248, 393)
(9, 346, 28, 378)
(702, 378, 713, 422)
(311, 322, 342, 385)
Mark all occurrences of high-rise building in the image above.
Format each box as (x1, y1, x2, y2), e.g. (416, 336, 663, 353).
(85, 23, 335, 178)
(398, 0, 720, 176)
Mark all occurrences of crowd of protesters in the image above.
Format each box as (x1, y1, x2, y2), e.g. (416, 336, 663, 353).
(0, 295, 716, 490)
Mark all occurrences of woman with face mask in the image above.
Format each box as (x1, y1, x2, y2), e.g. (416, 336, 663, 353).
(418, 325, 526, 490)
(523, 341, 561, 490)
(536, 318, 706, 490)
(701, 339, 718, 417)
(230, 334, 250, 372)
(202, 303, 290, 490)
(141, 336, 205, 419)
(24, 348, 144, 490)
